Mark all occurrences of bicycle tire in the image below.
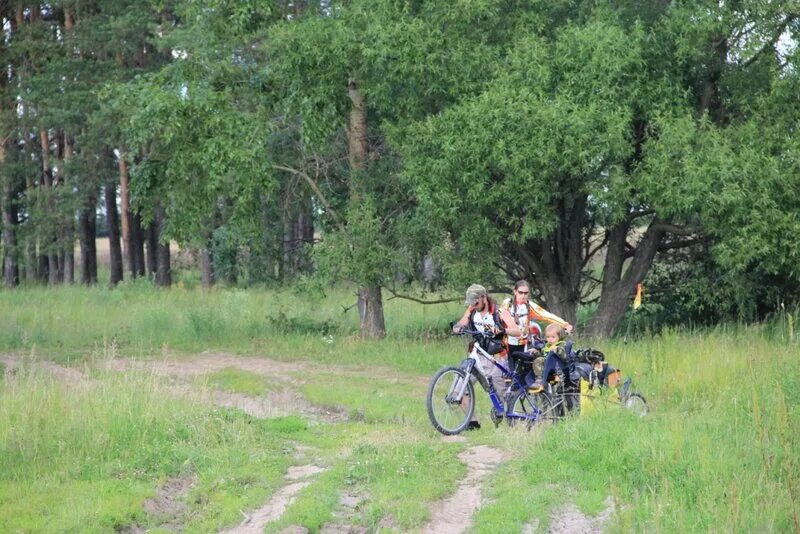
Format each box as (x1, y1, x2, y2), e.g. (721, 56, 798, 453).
(426, 366, 475, 435)
(505, 389, 558, 429)
(623, 392, 648, 417)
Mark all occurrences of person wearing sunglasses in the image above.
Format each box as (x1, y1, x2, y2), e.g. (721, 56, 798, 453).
(504, 280, 573, 391)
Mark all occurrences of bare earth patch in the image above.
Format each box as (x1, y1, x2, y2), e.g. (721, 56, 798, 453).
(545, 497, 615, 534)
(110, 353, 350, 423)
(220, 465, 326, 534)
(319, 491, 369, 534)
(421, 445, 506, 534)
(113, 351, 424, 386)
(143, 475, 198, 530)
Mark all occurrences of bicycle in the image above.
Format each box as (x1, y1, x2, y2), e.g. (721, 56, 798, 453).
(506, 349, 649, 426)
(426, 328, 550, 435)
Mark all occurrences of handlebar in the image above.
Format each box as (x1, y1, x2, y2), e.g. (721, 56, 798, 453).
(451, 327, 502, 337)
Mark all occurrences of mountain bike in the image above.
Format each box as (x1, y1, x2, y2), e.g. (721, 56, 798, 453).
(426, 329, 549, 435)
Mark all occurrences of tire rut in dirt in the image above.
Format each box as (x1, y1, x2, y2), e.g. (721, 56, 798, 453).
(421, 445, 505, 534)
(219, 465, 326, 534)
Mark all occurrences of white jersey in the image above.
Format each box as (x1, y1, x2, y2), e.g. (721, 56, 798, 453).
(471, 309, 497, 333)
(506, 303, 529, 346)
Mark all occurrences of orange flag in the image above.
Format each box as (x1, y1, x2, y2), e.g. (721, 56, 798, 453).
(633, 283, 643, 310)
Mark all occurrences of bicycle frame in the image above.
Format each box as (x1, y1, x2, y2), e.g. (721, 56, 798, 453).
(453, 334, 545, 425)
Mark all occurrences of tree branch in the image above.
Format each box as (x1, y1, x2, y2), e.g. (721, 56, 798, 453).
(384, 286, 510, 305)
(653, 222, 700, 236)
(739, 15, 798, 69)
(272, 164, 344, 227)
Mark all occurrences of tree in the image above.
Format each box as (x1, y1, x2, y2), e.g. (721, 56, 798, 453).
(399, 2, 800, 337)
(113, 0, 280, 288)
(264, 0, 512, 337)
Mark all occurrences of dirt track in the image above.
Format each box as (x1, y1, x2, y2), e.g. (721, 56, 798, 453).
(0, 352, 615, 533)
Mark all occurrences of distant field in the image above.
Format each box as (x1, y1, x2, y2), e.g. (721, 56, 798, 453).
(88, 238, 187, 270)
(1, 286, 798, 532)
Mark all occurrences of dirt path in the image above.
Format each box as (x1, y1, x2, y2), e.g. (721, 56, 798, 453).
(220, 465, 326, 534)
(547, 497, 615, 534)
(110, 351, 425, 386)
(421, 445, 505, 534)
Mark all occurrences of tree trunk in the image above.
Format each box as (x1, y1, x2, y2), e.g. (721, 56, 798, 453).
(78, 195, 98, 285)
(358, 284, 386, 339)
(37, 252, 49, 282)
(40, 128, 59, 285)
(118, 151, 133, 276)
(585, 219, 666, 338)
(347, 81, 386, 339)
(61, 134, 75, 284)
(104, 182, 123, 285)
(145, 219, 157, 277)
(199, 246, 214, 288)
(1, 145, 18, 288)
(131, 212, 146, 277)
(298, 195, 314, 273)
(154, 205, 171, 287)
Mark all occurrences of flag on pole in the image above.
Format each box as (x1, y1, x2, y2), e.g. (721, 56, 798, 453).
(633, 283, 643, 310)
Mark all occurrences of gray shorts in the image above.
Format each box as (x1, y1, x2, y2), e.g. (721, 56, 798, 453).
(470, 355, 508, 398)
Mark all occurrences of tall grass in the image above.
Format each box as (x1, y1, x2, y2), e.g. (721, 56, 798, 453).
(0, 363, 304, 532)
(474, 330, 800, 532)
(1, 285, 798, 531)
(0, 285, 461, 368)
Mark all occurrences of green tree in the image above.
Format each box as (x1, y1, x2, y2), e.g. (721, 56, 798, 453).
(399, 2, 800, 337)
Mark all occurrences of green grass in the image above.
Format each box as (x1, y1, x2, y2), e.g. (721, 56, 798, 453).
(201, 367, 280, 396)
(0, 284, 462, 370)
(1, 285, 798, 532)
(0, 366, 304, 532)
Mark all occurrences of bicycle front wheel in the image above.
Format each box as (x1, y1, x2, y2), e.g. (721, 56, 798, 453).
(506, 390, 558, 429)
(426, 366, 475, 435)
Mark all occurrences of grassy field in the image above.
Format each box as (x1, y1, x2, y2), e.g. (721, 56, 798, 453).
(1, 285, 798, 532)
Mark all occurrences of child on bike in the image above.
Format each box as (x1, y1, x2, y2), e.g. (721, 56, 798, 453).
(529, 323, 570, 393)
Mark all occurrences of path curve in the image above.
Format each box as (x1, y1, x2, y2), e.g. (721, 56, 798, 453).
(421, 445, 505, 534)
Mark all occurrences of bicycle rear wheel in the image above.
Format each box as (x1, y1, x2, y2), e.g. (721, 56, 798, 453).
(623, 392, 648, 417)
(426, 366, 475, 435)
(505, 389, 558, 429)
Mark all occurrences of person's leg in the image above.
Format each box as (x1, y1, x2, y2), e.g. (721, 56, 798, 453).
(532, 355, 544, 386)
(464, 373, 480, 429)
(482, 358, 509, 422)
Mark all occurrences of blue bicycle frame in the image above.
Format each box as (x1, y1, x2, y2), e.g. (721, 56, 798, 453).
(457, 331, 545, 425)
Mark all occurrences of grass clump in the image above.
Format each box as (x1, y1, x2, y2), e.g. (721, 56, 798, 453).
(0, 366, 301, 532)
(202, 366, 278, 396)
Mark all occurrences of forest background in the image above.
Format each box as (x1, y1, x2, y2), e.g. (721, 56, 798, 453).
(1, 2, 800, 532)
(1, 0, 799, 339)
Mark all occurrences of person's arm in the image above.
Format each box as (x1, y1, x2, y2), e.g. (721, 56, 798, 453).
(452, 307, 473, 333)
(529, 302, 573, 332)
(499, 308, 523, 337)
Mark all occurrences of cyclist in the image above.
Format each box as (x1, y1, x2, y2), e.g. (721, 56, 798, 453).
(503, 280, 573, 391)
(452, 284, 522, 429)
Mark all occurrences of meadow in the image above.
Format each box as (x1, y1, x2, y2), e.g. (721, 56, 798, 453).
(1, 284, 798, 532)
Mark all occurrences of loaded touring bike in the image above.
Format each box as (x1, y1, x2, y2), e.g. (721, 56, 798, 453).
(426, 329, 648, 435)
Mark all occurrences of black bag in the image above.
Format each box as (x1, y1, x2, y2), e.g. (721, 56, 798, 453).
(575, 348, 605, 365)
(477, 335, 504, 355)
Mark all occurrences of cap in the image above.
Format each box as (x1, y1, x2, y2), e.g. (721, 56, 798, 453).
(464, 284, 487, 306)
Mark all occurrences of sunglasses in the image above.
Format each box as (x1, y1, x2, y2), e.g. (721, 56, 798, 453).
(516, 290, 529, 295)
